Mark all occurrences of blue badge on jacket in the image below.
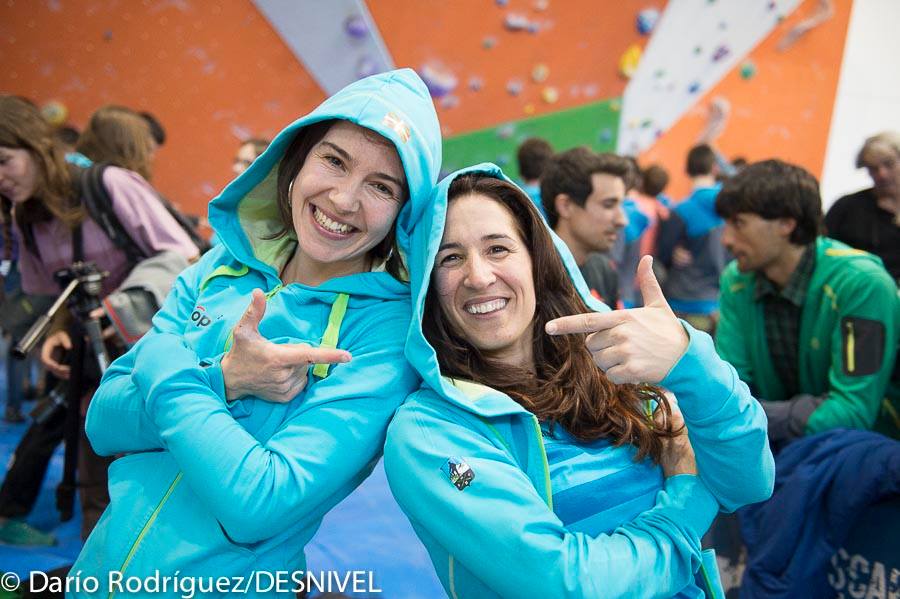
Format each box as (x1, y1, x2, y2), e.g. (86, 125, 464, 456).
(442, 457, 474, 491)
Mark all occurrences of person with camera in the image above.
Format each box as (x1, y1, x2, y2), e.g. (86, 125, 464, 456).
(0, 95, 199, 545)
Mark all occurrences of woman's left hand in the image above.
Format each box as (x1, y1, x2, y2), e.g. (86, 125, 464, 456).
(545, 255, 689, 384)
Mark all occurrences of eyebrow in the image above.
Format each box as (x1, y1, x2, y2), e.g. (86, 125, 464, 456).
(438, 233, 514, 252)
(319, 140, 404, 190)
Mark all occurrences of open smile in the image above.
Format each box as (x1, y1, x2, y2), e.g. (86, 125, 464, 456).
(464, 297, 509, 316)
(310, 204, 358, 239)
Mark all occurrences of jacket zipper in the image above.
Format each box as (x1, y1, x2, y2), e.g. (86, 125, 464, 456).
(846, 320, 856, 373)
(110, 473, 184, 598)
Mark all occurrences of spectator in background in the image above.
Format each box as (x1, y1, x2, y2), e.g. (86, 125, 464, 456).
(716, 160, 899, 451)
(232, 137, 270, 175)
(825, 131, 900, 281)
(516, 136, 553, 217)
(656, 144, 729, 333)
(139, 110, 166, 158)
(612, 160, 675, 308)
(542, 147, 627, 307)
(0, 96, 199, 545)
(53, 124, 80, 153)
(76, 105, 156, 180)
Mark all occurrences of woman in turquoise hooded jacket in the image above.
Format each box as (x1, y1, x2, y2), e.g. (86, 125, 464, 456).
(384, 165, 774, 598)
(69, 69, 441, 597)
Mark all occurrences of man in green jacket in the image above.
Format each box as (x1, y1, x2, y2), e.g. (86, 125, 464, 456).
(714, 159, 900, 449)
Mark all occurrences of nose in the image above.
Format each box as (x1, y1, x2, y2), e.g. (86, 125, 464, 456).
(614, 205, 628, 228)
(463, 255, 496, 289)
(329, 180, 361, 214)
(721, 223, 734, 249)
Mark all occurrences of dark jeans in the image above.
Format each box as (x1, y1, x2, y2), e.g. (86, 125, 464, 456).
(0, 410, 110, 540)
(0, 412, 65, 519)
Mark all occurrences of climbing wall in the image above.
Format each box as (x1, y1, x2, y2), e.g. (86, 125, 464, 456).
(0, 0, 857, 213)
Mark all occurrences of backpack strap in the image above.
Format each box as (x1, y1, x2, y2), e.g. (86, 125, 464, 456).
(79, 163, 149, 266)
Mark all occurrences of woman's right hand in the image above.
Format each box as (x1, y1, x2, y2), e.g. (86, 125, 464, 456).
(41, 330, 72, 380)
(220, 290, 351, 403)
(657, 397, 698, 477)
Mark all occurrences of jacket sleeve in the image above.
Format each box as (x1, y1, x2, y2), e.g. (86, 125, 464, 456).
(714, 266, 756, 392)
(806, 267, 899, 434)
(662, 324, 775, 511)
(383, 399, 719, 599)
(85, 255, 208, 455)
(129, 305, 417, 545)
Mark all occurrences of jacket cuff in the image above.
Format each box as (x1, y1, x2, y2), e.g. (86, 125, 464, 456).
(661, 321, 737, 422)
(199, 353, 228, 403)
(660, 474, 719, 539)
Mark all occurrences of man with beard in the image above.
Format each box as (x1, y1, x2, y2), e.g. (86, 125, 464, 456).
(716, 159, 899, 449)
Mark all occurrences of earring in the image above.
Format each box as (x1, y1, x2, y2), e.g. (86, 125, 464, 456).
(287, 179, 294, 208)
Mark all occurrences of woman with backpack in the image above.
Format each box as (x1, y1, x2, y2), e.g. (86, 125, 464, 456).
(0, 95, 199, 544)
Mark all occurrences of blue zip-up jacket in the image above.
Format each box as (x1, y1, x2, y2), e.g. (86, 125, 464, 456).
(656, 185, 729, 315)
(383, 164, 774, 598)
(71, 69, 441, 597)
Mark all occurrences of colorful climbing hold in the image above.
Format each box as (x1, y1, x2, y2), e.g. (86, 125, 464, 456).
(344, 15, 368, 39)
(711, 45, 730, 62)
(531, 63, 549, 83)
(419, 63, 458, 98)
(740, 60, 757, 80)
(541, 87, 559, 104)
(506, 79, 524, 96)
(41, 100, 68, 127)
(637, 8, 660, 35)
(619, 44, 642, 79)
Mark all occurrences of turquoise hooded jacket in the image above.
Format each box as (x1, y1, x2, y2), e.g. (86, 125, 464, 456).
(71, 69, 441, 597)
(383, 164, 775, 598)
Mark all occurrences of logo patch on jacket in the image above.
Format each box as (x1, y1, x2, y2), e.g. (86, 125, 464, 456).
(841, 316, 885, 376)
(441, 457, 474, 491)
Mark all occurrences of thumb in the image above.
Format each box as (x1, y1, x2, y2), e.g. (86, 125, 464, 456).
(637, 255, 667, 308)
(237, 289, 266, 336)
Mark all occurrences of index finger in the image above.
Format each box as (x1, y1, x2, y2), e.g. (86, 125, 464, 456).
(276, 344, 352, 366)
(545, 311, 627, 335)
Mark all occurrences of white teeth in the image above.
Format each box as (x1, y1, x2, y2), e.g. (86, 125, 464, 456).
(466, 298, 508, 315)
(313, 206, 353, 234)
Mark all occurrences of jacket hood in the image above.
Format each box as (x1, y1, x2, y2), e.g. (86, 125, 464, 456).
(207, 68, 442, 299)
(404, 163, 609, 418)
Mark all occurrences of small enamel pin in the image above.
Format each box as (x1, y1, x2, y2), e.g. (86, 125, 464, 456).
(442, 457, 474, 491)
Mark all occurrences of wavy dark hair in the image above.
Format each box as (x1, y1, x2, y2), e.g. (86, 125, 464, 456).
(423, 173, 678, 463)
(270, 119, 409, 280)
(0, 95, 83, 258)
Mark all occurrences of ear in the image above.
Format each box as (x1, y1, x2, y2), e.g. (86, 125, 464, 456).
(554, 193, 573, 219)
(777, 217, 798, 239)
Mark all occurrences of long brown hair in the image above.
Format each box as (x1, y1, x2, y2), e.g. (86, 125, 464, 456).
(271, 119, 409, 280)
(0, 95, 83, 257)
(75, 105, 155, 180)
(423, 174, 678, 463)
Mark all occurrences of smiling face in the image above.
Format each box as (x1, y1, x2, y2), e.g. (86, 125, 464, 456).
(432, 193, 537, 369)
(289, 120, 406, 281)
(0, 146, 38, 204)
